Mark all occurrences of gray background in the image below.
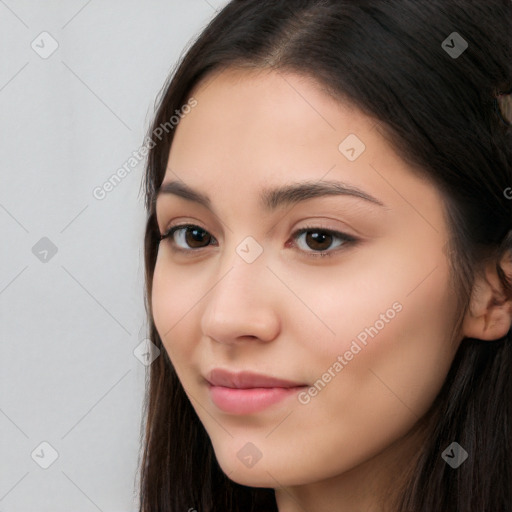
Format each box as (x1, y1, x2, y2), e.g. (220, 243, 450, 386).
(0, 1, 229, 510)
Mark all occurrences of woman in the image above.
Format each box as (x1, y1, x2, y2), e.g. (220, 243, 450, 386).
(138, 1, 512, 510)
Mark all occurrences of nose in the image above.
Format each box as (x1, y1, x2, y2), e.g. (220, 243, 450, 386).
(200, 249, 281, 346)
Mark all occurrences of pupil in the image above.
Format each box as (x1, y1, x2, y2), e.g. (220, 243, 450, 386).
(307, 231, 331, 251)
(186, 227, 210, 248)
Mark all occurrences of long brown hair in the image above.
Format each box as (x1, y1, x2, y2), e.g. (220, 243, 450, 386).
(137, 1, 512, 510)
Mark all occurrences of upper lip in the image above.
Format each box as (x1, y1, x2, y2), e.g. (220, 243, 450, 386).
(206, 369, 306, 389)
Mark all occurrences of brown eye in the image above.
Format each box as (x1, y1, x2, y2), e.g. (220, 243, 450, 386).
(292, 226, 357, 258)
(183, 227, 211, 248)
(160, 224, 215, 250)
(303, 231, 333, 251)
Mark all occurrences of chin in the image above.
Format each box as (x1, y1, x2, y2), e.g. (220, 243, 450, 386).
(213, 449, 274, 487)
(225, 470, 273, 488)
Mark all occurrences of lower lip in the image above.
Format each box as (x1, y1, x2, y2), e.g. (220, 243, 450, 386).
(208, 384, 307, 414)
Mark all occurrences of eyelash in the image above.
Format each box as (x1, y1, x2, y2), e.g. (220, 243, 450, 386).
(159, 223, 358, 259)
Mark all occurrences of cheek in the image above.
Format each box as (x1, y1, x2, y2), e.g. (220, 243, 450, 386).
(301, 231, 456, 355)
(277, 255, 458, 479)
(316, 255, 456, 416)
(151, 254, 203, 361)
(368, 260, 459, 413)
(292, 234, 459, 414)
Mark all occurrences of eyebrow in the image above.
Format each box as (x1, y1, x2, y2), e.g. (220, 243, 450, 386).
(155, 179, 386, 212)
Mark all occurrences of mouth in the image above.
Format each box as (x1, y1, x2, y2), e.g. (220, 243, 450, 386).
(205, 368, 308, 415)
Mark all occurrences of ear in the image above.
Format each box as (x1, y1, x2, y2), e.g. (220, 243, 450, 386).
(462, 251, 512, 341)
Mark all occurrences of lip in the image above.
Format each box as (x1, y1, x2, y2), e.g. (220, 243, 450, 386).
(205, 369, 308, 415)
(206, 369, 306, 389)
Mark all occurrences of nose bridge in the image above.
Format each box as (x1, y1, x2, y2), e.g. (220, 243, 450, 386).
(214, 230, 269, 301)
(200, 239, 280, 342)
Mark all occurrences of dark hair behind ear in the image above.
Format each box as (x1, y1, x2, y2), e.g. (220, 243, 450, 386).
(139, 1, 512, 510)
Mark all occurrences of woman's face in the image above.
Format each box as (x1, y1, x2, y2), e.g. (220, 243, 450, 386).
(152, 68, 462, 491)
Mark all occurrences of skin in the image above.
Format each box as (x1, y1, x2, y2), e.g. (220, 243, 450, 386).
(151, 67, 512, 512)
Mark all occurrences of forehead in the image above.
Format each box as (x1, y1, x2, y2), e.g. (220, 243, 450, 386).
(165, 68, 378, 185)
(160, 67, 444, 229)
(171, 67, 375, 155)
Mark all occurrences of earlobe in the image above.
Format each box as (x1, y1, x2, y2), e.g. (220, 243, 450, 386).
(461, 254, 512, 342)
